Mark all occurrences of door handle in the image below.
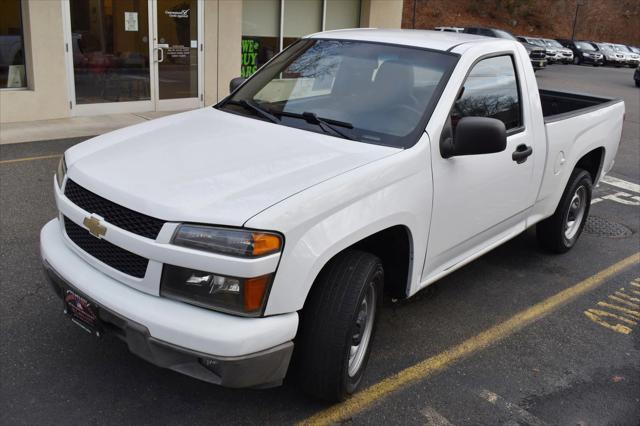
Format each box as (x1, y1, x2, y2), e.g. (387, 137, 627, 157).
(512, 144, 533, 164)
(154, 47, 164, 63)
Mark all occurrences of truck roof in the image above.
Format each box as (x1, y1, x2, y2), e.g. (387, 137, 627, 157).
(307, 28, 495, 52)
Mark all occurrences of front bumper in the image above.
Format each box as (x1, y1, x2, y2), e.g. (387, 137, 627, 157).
(40, 219, 297, 388)
(582, 55, 603, 64)
(531, 58, 547, 69)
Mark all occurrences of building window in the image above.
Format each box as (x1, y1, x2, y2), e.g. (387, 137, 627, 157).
(241, 0, 360, 77)
(241, 0, 280, 78)
(283, 0, 322, 49)
(0, 0, 28, 89)
(325, 0, 360, 31)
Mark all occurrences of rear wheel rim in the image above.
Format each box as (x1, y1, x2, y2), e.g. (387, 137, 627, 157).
(348, 282, 376, 378)
(564, 185, 587, 241)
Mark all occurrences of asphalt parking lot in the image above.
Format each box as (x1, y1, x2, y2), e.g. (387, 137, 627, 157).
(1, 64, 639, 425)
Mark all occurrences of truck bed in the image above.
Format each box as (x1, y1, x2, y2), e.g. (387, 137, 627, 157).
(531, 89, 624, 225)
(540, 89, 620, 123)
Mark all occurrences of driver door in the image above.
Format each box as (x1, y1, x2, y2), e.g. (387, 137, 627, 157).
(424, 54, 536, 276)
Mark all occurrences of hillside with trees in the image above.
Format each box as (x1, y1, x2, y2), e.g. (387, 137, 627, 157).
(402, 0, 640, 45)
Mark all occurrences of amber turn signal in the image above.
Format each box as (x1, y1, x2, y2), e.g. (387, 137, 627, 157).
(251, 233, 282, 256)
(244, 275, 271, 312)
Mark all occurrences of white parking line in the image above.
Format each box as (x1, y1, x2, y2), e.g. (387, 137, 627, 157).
(477, 389, 548, 426)
(602, 192, 640, 206)
(601, 175, 640, 194)
(420, 405, 455, 426)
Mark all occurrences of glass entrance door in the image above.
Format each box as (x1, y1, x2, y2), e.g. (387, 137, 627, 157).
(64, 0, 202, 115)
(67, 0, 153, 112)
(152, 0, 202, 111)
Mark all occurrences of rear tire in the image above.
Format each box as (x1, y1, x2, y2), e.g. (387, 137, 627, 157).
(537, 168, 592, 253)
(293, 250, 383, 401)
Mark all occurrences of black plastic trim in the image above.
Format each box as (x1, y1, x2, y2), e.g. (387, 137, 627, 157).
(541, 89, 623, 124)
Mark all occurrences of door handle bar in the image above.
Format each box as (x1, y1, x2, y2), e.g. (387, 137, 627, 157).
(154, 47, 164, 63)
(512, 144, 533, 164)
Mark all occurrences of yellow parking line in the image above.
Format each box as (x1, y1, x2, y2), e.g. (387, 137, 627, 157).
(0, 154, 61, 165)
(300, 253, 640, 425)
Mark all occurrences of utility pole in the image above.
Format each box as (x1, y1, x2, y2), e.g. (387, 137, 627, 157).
(412, 0, 417, 29)
(571, 0, 585, 40)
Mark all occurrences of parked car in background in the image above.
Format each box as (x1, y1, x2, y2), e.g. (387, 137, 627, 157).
(540, 38, 573, 64)
(463, 27, 547, 70)
(557, 39, 603, 66)
(518, 36, 561, 64)
(595, 43, 626, 67)
(613, 44, 640, 67)
(434, 26, 464, 33)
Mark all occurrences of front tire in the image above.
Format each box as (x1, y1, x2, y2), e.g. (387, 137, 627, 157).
(294, 250, 383, 401)
(537, 168, 592, 253)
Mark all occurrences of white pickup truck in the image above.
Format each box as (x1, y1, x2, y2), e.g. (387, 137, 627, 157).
(41, 30, 624, 401)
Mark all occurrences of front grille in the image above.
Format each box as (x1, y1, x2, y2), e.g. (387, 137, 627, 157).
(64, 217, 149, 278)
(65, 179, 165, 239)
(530, 50, 546, 60)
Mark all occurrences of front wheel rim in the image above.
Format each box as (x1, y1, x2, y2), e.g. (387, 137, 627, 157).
(564, 185, 587, 241)
(348, 282, 376, 378)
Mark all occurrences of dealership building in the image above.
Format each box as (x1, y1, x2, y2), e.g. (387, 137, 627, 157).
(0, 0, 402, 123)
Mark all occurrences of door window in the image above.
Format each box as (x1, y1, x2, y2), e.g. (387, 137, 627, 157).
(451, 55, 522, 132)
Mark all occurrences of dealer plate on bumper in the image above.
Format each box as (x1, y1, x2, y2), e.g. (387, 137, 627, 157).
(64, 289, 103, 337)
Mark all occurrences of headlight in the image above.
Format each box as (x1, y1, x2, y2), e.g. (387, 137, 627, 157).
(160, 265, 273, 316)
(172, 224, 282, 257)
(56, 156, 67, 188)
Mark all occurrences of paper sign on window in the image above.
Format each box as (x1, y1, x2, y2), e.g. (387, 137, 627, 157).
(125, 12, 138, 31)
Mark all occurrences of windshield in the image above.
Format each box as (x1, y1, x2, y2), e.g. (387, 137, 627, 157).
(219, 39, 458, 148)
(544, 39, 563, 48)
(530, 39, 546, 47)
(614, 44, 631, 53)
(575, 41, 596, 51)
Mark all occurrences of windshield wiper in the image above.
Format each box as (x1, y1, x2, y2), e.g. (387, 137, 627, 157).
(277, 111, 356, 140)
(226, 99, 280, 124)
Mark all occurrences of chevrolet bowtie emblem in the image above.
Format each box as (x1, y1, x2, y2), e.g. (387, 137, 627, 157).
(83, 216, 107, 239)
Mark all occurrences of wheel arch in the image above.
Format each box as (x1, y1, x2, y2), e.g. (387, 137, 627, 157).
(302, 225, 414, 311)
(574, 146, 605, 183)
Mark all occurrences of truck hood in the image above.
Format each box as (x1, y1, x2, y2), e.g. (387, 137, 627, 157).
(66, 107, 399, 227)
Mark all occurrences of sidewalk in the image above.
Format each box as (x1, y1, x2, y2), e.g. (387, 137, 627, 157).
(0, 110, 187, 145)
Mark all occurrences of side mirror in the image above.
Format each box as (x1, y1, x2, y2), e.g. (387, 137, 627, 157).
(440, 117, 507, 159)
(229, 77, 247, 93)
